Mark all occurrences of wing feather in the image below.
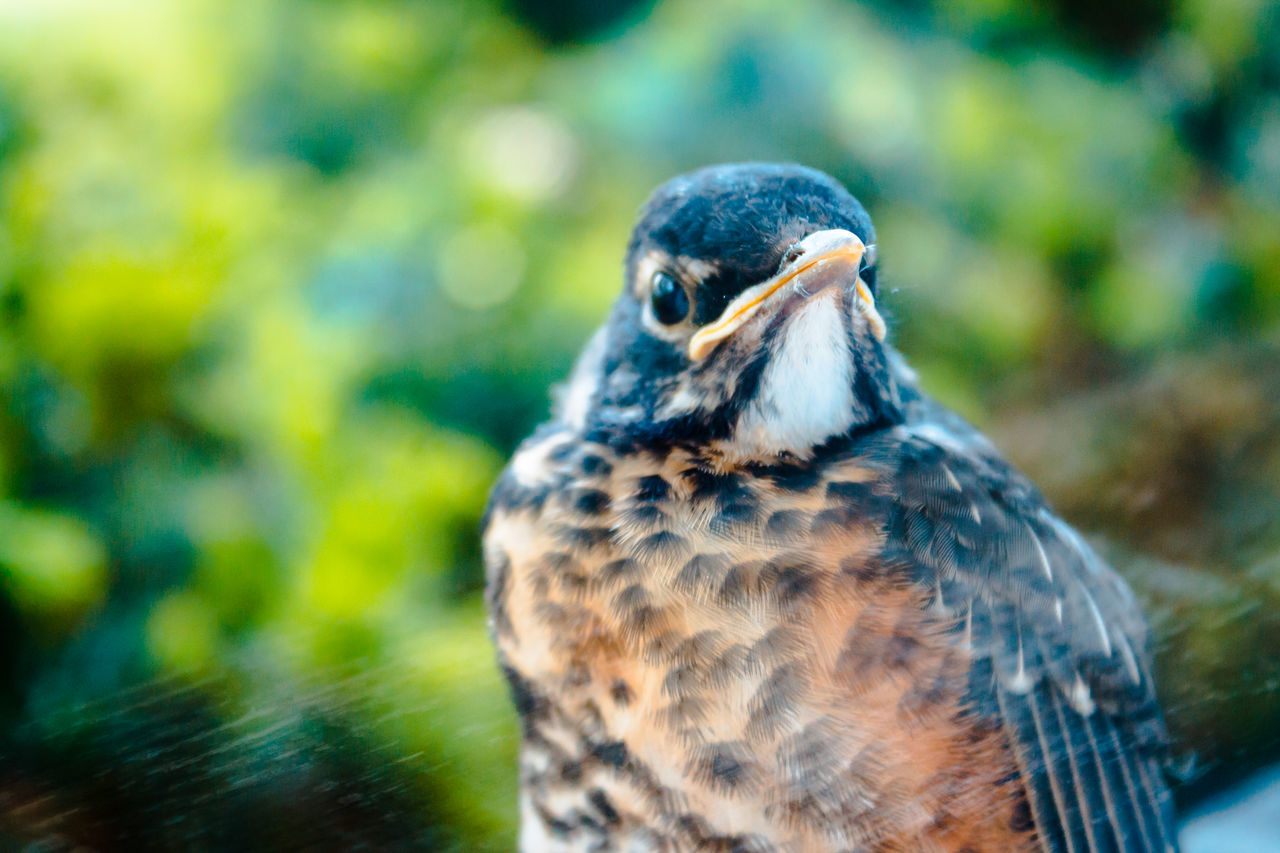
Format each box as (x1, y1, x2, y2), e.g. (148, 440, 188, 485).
(1089, 703, 1154, 851)
(996, 673, 1073, 853)
(873, 417, 1178, 853)
(1048, 679, 1115, 852)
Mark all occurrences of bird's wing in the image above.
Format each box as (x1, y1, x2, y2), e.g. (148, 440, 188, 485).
(875, 422, 1178, 853)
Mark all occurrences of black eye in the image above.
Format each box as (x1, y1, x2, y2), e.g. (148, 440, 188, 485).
(650, 272, 690, 325)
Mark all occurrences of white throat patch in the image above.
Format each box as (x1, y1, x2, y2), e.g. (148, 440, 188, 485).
(728, 293, 857, 459)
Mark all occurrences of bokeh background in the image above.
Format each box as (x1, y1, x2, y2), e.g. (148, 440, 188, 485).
(0, 0, 1278, 849)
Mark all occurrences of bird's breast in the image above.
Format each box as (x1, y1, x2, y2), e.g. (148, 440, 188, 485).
(484, 430, 1033, 852)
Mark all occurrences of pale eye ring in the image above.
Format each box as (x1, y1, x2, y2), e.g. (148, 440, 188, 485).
(650, 271, 691, 325)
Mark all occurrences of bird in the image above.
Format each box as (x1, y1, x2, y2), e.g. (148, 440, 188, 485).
(482, 162, 1178, 853)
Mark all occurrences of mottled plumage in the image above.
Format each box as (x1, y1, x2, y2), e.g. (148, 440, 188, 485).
(484, 163, 1177, 852)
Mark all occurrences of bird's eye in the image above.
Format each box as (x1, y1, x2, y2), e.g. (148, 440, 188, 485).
(650, 272, 690, 325)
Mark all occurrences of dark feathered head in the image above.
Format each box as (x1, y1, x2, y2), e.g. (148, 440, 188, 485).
(557, 163, 904, 460)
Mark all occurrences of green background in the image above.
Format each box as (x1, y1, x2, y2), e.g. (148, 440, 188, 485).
(0, 0, 1278, 849)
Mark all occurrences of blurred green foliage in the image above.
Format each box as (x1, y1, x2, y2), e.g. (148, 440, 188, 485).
(0, 0, 1277, 849)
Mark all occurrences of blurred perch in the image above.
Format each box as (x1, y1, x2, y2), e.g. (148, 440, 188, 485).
(991, 342, 1280, 802)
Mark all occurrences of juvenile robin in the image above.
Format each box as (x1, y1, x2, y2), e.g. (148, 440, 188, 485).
(483, 163, 1178, 852)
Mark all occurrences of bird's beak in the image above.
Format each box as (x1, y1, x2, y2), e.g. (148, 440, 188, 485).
(687, 229, 885, 361)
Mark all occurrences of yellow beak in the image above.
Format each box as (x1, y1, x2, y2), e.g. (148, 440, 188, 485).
(687, 229, 885, 361)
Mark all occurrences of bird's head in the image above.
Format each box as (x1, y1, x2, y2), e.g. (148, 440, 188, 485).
(559, 163, 904, 461)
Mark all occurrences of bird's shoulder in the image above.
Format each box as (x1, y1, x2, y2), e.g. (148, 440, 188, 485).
(856, 406, 1159, 725)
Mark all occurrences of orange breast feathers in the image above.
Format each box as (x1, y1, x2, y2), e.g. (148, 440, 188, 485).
(484, 437, 1037, 852)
